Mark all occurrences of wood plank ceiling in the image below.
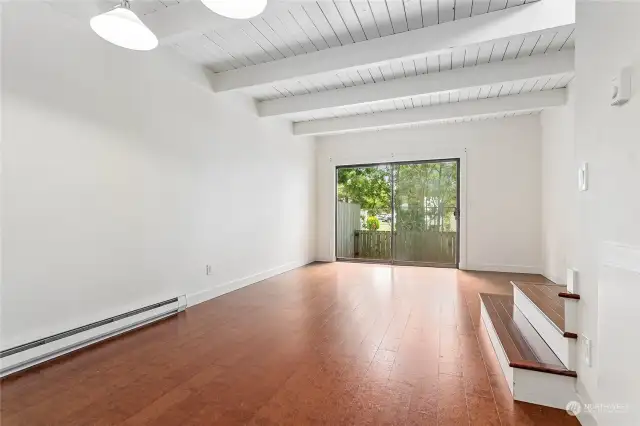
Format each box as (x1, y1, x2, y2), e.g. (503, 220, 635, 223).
(162, 1, 574, 125)
(246, 26, 575, 103)
(374, 109, 541, 130)
(52, 0, 574, 130)
(131, 0, 182, 15)
(287, 72, 574, 122)
(169, 0, 548, 73)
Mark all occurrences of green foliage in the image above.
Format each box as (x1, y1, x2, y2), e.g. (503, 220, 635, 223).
(337, 166, 391, 216)
(394, 162, 457, 232)
(366, 216, 380, 231)
(337, 162, 458, 233)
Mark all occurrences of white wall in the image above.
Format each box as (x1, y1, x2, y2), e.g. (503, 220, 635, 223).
(572, 3, 640, 425)
(316, 116, 543, 273)
(0, 3, 315, 349)
(540, 84, 576, 285)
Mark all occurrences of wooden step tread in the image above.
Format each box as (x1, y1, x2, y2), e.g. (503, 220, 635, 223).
(512, 281, 571, 332)
(479, 293, 577, 377)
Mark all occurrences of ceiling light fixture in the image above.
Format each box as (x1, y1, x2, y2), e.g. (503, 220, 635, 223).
(90, 0, 158, 51)
(200, 0, 268, 20)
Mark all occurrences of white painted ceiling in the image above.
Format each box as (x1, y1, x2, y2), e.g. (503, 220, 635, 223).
(243, 25, 575, 103)
(47, 0, 575, 133)
(45, 0, 183, 18)
(162, 1, 574, 125)
(289, 71, 574, 122)
(167, 0, 544, 73)
(324, 109, 542, 135)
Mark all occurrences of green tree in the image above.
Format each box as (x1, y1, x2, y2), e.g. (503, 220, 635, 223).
(337, 162, 457, 232)
(394, 162, 457, 232)
(337, 166, 391, 216)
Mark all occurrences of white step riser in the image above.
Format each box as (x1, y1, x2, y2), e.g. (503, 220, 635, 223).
(480, 299, 577, 410)
(565, 298, 579, 333)
(512, 285, 577, 370)
(513, 368, 578, 410)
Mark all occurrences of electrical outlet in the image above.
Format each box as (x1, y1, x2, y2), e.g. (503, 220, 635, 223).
(582, 334, 592, 366)
(206, 265, 212, 275)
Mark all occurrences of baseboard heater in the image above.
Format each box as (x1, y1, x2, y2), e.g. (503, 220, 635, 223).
(0, 295, 187, 378)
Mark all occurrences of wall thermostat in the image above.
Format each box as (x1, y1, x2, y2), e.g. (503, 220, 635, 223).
(612, 67, 632, 106)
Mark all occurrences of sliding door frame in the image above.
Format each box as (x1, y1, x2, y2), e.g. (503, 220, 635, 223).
(335, 158, 461, 268)
(335, 162, 393, 264)
(390, 158, 460, 268)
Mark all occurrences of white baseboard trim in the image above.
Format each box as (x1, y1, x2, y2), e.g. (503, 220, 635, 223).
(574, 389, 600, 426)
(187, 259, 313, 307)
(464, 264, 543, 274)
(576, 409, 599, 426)
(543, 272, 565, 285)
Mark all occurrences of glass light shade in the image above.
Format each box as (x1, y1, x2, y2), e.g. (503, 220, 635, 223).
(90, 6, 158, 51)
(201, 0, 267, 19)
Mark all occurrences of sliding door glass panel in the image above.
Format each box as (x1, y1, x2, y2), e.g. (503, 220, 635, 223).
(336, 165, 392, 261)
(393, 161, 459, 266)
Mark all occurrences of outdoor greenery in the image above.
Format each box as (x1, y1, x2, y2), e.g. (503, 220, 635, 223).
(366, 216, 380, 231)
(395, 162, 458, 232)
(337, 166, 391, 216)
(337, 162, 457, 232)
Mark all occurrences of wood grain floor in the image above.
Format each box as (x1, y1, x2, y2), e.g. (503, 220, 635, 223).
(0, 262, 580, 425)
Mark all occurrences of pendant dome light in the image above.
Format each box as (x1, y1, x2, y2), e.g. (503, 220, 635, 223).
(200, 0, 268, 20)
(90, 0, 158, 51)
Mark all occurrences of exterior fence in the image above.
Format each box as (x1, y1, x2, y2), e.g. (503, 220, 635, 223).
(336, 201, 457, 264)
(336, 201, 361, 258)
(353, 230, 457, 264)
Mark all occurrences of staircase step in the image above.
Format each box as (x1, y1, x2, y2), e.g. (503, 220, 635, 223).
(512, 281, 572, 334)
(479, 292, 578, 409)
(511, 281, 580, 369)
(479, 293, 576, 377)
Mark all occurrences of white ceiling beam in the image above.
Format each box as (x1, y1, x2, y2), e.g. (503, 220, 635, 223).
(210, 0, 574, 92)
(259, 50, 574, 118)
(293, 89, 567, 136)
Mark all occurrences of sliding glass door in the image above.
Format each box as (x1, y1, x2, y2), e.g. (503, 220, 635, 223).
(393, 160, 459, 266)
(336, 164, 392, 262)
(336, 159, 459, 267)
